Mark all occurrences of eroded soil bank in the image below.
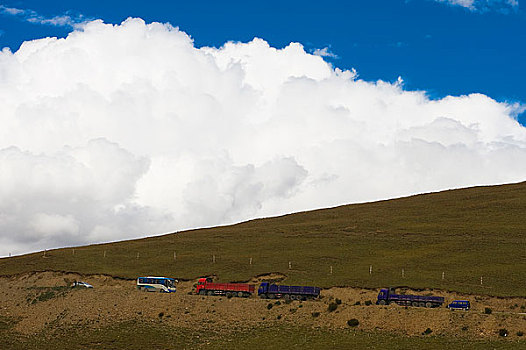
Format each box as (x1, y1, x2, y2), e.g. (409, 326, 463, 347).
(0, 271, 525, 341)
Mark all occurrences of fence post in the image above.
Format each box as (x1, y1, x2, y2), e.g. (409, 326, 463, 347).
(104, 250, 106, 258)
(402, 268, 405, 278)
(136, 252, 139, 259)
(369, 265, 372, 275)
(213, 254, 216, 263)
(289, 261, 292, 270)
(480, 276, 483, 286)
(174, 252, 176, 261)
(442, 272, 445, 281)
(330, 266, 333, 274)
(249, 257, 252, 265)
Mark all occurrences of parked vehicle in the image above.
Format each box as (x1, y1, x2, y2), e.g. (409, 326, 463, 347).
(195, 278, 255, 297)
(258, 282, 320, 300)
(376, 288, 444, 307)
(137, 276, 176, 293)
(71, 281, 93, 288)
(448, 300, 470, 310)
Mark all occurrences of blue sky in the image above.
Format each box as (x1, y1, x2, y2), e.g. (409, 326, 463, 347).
(0, 0, 524, 124)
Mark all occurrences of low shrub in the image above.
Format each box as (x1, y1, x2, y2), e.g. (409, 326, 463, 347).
(423, 328, 433, 335)
(335, 298, 342, 305)
(364, 300, 372, 306)
(484, 307, 492, 314)
(267, 303, 273, 310)
(517, 331, 524, 337)
(312, 312, 320, 317)
(498, 329, 508, 337)
(328, 302, 338, 312)
(347, 318, 359, 327)
(354, 301, 361, 306)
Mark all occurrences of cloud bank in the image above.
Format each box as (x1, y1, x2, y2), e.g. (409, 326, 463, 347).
(1, 18, 526, 256)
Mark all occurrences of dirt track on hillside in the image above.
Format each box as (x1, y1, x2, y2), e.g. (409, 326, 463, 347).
(0, 271, 525, 340)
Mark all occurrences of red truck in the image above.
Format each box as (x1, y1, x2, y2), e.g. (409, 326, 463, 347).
(195, 278, 255, 298)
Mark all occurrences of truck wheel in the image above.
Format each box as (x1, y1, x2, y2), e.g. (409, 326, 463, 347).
(237, 292, 243, 298)
(411, 301, 418, 307)
(260, 293, 267, 299)
(207, 290, 214, 296)
(198, 290, 205, 295)
(290, 295, 297, 300)
(378, 300, 386, 305)
(284, 294, 290, 300)
(419, 302, 425, 307)
(268, 294, 275, 299)
(425, 302, 432, 308)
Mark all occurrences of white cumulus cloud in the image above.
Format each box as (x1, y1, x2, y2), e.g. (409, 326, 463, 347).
(0, 18, 525, 256)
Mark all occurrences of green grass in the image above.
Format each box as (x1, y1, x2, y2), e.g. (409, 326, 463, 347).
(1, 182, 526, 296)
(2, 322, 524, 350)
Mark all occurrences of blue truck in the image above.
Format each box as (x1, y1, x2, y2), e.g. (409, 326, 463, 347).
(376, 288, 444, 308)
(447, 300, 470, 310)
(258, 282, 321, 300)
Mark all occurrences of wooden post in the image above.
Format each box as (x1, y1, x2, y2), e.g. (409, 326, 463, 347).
(43, 249, 47, 258)
(136, 252, 139, 259)
(213, 254, 216, 263)
(249, 257, 252, 265)
(442, 272, 445, 281)
(402, 268, 405, 278)
(174, 252, 176, 261)
(103, 250, 106, 258)
(480, 276, 483, 285)
(330, 266, 333, 274)
(72, 249, 75, 256)
(288, 261, 292, 270)
(369, 265, 372, 275)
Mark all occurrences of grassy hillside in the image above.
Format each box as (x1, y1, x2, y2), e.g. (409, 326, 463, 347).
(1, 182, 525, 296)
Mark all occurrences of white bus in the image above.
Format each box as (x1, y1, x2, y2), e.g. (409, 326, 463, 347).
(136, 276, 177, 293)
